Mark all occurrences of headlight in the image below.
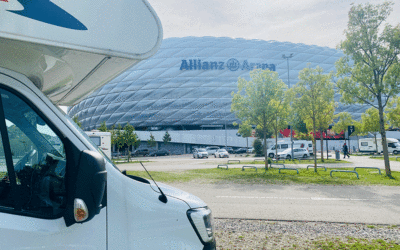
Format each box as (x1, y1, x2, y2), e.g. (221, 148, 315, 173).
(187, 207, 214, 243)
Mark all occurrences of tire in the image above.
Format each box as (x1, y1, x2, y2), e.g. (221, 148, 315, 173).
(268, 153, 274, 158)
(286, 155, 291, 160)
(303, 154, 307, 158)
(394, 150, 398, 155)
(214, 155, 216, 158)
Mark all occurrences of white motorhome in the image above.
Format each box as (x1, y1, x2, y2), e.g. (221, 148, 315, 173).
(0, 1, 215, 249)
(267, 140, 313, 158)
(359, 138, 400, 154)
(85, 131, 112, 159)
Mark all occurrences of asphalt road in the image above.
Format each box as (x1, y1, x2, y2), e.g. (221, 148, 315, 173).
(173, 183, 400, 225)
(117, 154, 400, 224)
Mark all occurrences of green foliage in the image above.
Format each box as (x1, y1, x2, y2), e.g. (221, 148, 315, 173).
(123, 123, 139, 162)
(332, 112, 362, 136)
(115, 124, 124, 153)
(231, 69, 287, 168)
(386, 96, 400, 128)
(237, 122, 252, 138)
(98, 121, 108, 132)
(336, 1, 400, 176)
(314, 237, 400, 250)
(291, 114, 308, 134)
(288, 66, 335, 165)
(72, 116, 82, 128)
(163, 131, 172, 145)
(253, 139, 263, 156)
(148, 133, 157, 148)
(360, 108, 387, 135)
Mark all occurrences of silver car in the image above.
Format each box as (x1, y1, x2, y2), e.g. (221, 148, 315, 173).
(193, 148, 209, 158)
(277, 148, 310, 160)
(214, 149, 229, 158)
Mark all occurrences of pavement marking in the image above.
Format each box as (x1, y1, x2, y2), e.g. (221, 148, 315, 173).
(216, 196, 371, 201)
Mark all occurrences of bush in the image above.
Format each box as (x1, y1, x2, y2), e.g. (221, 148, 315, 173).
(253, 139, 263, 156)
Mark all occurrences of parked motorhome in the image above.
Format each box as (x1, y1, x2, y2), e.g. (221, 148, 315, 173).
(85, 131, 112, 159)
(359, 138, 400, 154)
(0, 0, 215, 249)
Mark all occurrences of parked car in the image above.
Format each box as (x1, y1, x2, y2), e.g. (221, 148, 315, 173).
(222, 147, 234, 154)
(111, 152, 123, 158)
(148, 149, 169, 157)
(205, 146, 219, 156)
(277, 148, 310, 160)
(133, 148, 150, 156)
(214, 149, 229, 158)
(234, 148, 247, 154)
(247, 147, 254, 153)
(193, 148, 209, 158)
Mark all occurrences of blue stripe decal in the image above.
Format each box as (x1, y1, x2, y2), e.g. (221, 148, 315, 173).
(8, 0, 87, 30)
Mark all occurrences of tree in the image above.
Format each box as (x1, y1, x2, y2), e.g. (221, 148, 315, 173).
(335, 1, 400, 177)
(115, 124, 124, 157)
(253, 139, 263, 156)
(360, 108, 388, 154)
(235, 122, 252, 149)
(123, 123, 139, 162)
(72, 116, 82, 128)
(163, 131, 171, 146)
(288, 66, 335, 170)
(148, 133, 157, 148)
(98, 121, 108, 132)
(270, 95, 290, 160)
(231, 69, 287, 170)
(386, 96, 400, 128)
(332, 112, 362, 154)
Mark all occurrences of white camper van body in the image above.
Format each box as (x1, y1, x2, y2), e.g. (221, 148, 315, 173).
(359, 138, 400, 154)
(0, 1, 215, 249)
(267, 140, 313, 158)
(85, 131, 112, 159)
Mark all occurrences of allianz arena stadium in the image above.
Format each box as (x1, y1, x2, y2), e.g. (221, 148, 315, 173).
(68, 36, 367, 133)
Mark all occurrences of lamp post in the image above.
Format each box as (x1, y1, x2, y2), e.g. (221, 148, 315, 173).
(282, 54, 294, 88)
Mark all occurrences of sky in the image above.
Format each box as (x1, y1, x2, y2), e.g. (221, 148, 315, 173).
(149, 0, 400, 49)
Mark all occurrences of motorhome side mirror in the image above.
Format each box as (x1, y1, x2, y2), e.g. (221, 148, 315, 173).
(64, 150, 107, 227)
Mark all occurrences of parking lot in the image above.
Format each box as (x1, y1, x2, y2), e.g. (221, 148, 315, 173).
(117, 154, 400, 225)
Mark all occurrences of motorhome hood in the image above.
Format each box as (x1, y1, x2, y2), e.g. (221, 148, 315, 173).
(0, 0, 162, 106)
(150, 182, 207, 209)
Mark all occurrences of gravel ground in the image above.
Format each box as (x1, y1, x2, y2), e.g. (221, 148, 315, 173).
(214, 218, 400, 249)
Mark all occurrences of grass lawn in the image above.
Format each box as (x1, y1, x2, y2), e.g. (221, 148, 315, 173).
(126, 167, 400, 186)
(369, 156, 400, 161)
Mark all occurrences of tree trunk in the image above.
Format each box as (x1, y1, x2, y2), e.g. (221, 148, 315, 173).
(320, 131, 324, 163)
(313, 118, 317, 172)
(275, 129, 278, 160)
(264, 130, 268, 170)
(377, 97, 391, 177)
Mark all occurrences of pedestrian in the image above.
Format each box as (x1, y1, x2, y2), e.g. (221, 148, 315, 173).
(343, 143, 350, 159)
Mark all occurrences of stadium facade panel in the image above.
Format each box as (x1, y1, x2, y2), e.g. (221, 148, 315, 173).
(68, 36, 367, 131)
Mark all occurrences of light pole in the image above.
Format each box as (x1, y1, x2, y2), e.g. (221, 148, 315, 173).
(225, 104, 228, 147)
(282, 54, 294, 88)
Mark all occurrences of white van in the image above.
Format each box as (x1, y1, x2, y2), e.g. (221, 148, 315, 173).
(359, 138, 400, 154)
(0, 1, 215, 249)
(267, 140, 313, 158)
(85, 131, 112, 159)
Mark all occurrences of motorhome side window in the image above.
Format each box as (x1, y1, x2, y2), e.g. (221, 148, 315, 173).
(90, 136, 101, 146)
(0, 88, 66, 217)
(281, 144, 288, 149)
(361, 142, 368, 146)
